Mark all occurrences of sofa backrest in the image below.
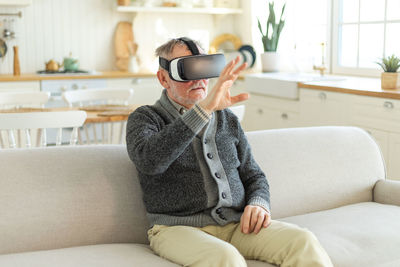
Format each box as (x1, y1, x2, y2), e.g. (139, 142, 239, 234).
(246, 126, 386, 219)
(0, 145, 149, 255)
(0, 126, 385, 255)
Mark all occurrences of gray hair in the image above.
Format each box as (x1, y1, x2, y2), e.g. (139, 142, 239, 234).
(155, 38, 204, 59)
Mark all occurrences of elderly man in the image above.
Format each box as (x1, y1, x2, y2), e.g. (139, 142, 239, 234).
(126, 37, 332, 267)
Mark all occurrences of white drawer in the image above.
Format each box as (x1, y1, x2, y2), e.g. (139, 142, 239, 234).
(300, 88, 352, 103)
(352, 95, 400, 132)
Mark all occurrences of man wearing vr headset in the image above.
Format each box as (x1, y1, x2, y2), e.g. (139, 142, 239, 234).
(126, 37, 332, 267)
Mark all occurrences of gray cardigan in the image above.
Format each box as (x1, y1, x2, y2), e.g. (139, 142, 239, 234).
(126, 90, 270, 227)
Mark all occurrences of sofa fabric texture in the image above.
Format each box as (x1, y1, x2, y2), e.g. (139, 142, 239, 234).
(0, 126, 398, 267)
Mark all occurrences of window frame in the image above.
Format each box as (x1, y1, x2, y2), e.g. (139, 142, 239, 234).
(331, 0, 398, 77)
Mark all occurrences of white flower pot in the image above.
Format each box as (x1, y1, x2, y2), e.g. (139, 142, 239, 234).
(261, 52, 280, 72)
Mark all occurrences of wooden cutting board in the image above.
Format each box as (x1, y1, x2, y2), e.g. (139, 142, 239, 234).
(114, 21, 134, 71)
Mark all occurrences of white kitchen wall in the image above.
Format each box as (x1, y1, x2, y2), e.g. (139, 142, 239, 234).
(0, 0, 134, 74)
(0, 0, 238, 75)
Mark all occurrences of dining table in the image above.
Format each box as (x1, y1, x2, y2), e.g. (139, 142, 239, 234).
(0, 104, 142, 124)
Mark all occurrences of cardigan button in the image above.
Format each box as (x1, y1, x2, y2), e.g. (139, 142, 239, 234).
(204, 139, 208, 144)
(222, 192, 227, 199)
(215, 172, 221, 179)
(216, 207, 222, 214)
(207, 153, 213, 159)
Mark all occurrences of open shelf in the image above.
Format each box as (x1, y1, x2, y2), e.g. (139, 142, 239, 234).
(116, 6, 243, 15)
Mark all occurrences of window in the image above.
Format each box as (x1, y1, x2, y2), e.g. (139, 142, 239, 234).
(251, 0, 330, 73)
(332, 0, 400, 76)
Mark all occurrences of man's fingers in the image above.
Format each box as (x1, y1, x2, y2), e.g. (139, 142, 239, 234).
(233, 62, 248, 75)
(230, 93, 249, 105)
(249, 210, 259, 233)
(253, 213, 265, 234)
(263, 212, 271, 228)
(241, 207, 251, 234)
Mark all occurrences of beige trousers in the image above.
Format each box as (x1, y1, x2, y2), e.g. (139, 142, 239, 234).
(148, 220, 333, 267)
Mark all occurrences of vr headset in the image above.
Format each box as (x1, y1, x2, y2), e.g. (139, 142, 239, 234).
(159, 37, 226, 82)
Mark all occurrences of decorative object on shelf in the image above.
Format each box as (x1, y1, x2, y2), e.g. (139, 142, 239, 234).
(257, 1, 286, 72)
(215, 0, 239, 8)
(0, 38, 7, 58)
(45, 59, 62, 72)
(128, 42, 140, 73)
(13, 45, 20, 76)
(63, 53, 79, 71)
(117, 0, 131, 6)
(209, 33, 242, 54)
(377, 54, 400, 90)
(162, 0, 177, 7)
(209, 34, 255, 70)
(114, 21, 135, 72)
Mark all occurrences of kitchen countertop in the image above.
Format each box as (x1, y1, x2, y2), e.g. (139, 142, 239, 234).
(298, 76, 400, 100)
(0, 71, 156, 82)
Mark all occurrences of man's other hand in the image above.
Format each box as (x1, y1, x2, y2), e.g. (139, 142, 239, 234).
(240, 205, 271, 234)
(199, 56, 249, 114)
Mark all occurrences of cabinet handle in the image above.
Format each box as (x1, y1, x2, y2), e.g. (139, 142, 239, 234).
(257, 108, 264, 115)
(383, 101, 394, 109)
(318, 92, 327, 100)
(281, 113, 288, 119)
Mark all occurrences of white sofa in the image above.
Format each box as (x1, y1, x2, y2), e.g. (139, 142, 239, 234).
(1, 126, 400, 267)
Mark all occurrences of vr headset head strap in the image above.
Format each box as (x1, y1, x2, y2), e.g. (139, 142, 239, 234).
(178, 37, 200, 55)
(159, 57, 169, 71)
(159, 37, 200, 72)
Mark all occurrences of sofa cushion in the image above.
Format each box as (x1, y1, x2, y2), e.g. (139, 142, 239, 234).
(0, 244, 179, 267)
(0, 243, 275, 267)
(280, 202, 400, 267)
(246, 127, 385, 219)
(0, 145, 149, 254)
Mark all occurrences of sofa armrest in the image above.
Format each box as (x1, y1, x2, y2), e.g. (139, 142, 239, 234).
(373, 179, 400, 206)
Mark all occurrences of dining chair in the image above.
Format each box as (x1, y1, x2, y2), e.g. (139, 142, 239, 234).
(229, 105, 245, 122)
(0, 91, 50, 109)
(62, 88, 134, 145)
(0, 111, 87, 149)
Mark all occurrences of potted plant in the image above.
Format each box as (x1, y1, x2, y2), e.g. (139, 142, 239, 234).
(377, 55, 400, 90)
(257, 1, 286, 72)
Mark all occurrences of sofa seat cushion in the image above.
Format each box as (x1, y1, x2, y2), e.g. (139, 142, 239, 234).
(0, 243, 276, 267)
(0, 244, 179, 267)
(280, 202, 400, 267)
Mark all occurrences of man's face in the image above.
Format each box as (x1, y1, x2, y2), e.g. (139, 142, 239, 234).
(157, 44, 209, 109)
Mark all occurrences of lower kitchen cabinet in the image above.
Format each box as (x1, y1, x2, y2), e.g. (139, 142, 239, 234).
(241, 93, 300, 131)
(299, 88, 352, 126)
(388, 133, 400, 181)
(0, 81, 40, 92)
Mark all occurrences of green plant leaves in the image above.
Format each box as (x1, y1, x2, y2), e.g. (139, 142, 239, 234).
(377, 55, 400, 72)
(258, 1, 286, 52)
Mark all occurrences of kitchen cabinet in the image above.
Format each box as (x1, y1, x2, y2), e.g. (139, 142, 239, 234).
(241, 93, 300, 131)
(352, 95, 400, 133)
(106, 77, 162, 105)
(297, 86, 400, 180)
(0, 81, 40, 92)
(299, 88, 353, 126)
(388, 133, 400, 181)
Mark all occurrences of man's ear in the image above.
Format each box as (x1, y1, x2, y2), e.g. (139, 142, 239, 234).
(157, 69, 170, 89)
